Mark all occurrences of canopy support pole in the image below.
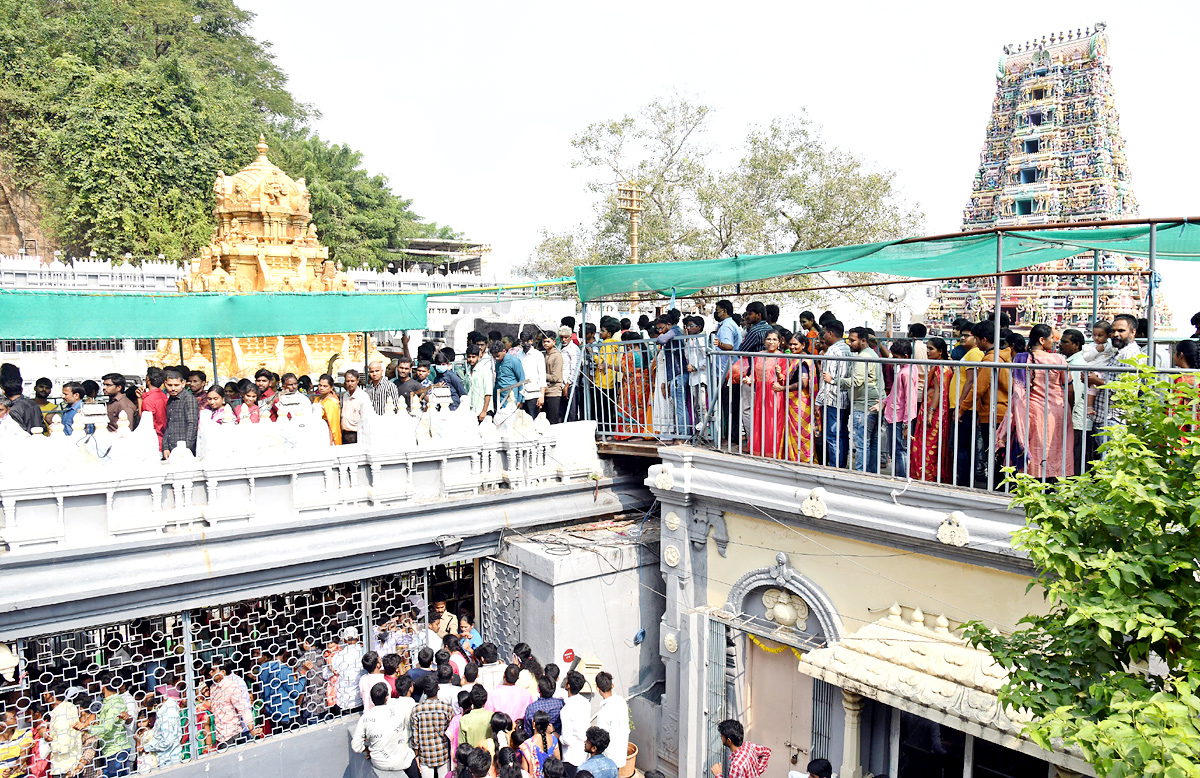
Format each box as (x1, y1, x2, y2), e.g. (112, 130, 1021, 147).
(177, 338, 184, 364)
(1147, 225, 1157, 367)
(1091, 249, 1100, 327)
(580, 302, 590, 423)
(364, 332, 370, 375)
(209, 338, 218, 385)
(988, 234, 1003, 492)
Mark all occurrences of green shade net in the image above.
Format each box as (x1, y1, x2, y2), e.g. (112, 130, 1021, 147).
(0, 291, 428, 339)
(573, 221, 1200, 301)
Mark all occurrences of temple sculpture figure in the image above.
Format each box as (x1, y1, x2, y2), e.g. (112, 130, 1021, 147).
(929, 25, 1169, 331)
(152, 136, 380, 379)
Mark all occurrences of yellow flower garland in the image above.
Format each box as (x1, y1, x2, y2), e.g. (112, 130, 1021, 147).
(746, 632, 804, 662)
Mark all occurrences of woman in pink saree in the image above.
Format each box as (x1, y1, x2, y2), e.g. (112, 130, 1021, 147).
(999, 324, 1074, 478)
(741, 330, 788, 458)
(910, 337, 953, 482)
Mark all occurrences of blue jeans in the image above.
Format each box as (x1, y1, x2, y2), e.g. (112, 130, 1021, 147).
(668, 374, 689, 436)
(102, 750, 132, 778)
(851, 410, 880, 473)
(888, 420, 910, 478)
(821, 405, 849, 468)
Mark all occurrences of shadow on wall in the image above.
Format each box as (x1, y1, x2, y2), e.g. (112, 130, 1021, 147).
(157, 717, 366, 778)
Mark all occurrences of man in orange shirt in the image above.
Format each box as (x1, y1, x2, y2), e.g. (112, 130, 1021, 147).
(957, 321, 1010, 487)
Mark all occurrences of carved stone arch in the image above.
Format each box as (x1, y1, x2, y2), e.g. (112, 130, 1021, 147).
(724, 552, 844, 641)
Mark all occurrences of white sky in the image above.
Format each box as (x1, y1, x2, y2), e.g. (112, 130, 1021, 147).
(245, 0, 1199, 331)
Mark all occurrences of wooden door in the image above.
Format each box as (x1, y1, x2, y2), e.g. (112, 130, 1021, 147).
(745, 637, 813, 775)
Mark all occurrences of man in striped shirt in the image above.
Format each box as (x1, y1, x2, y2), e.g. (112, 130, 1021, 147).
(364, 360, 401, 415)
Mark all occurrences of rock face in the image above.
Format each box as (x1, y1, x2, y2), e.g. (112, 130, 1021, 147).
(0, 174, 49, 255)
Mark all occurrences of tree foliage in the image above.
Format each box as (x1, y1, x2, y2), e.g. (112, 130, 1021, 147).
(0, 0, 454, 266)
(964, 367, 1200, 777)
(523, 96, 923, 310)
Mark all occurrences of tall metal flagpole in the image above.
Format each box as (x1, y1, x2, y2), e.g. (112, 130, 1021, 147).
(617, 182, 645, 311)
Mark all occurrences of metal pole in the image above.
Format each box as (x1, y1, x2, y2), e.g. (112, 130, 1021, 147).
(1147, 224, 1157, 367)
(181, 611, 200, 761)
(209, 337, 218, 386)
(361, 579, 372, 655)
(1091, 249, 1100, 326)
(988, 234, 1003, 492)
(576, 303, 585, 425)
(177, 338, 185, 365)
(363, 332, 370, 375)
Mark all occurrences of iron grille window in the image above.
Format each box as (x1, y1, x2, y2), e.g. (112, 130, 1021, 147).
(134, 339, 158, 351)
(67, 339, 122, 351)
(3, 562, 476, 774)
(0, 339, 54, 353)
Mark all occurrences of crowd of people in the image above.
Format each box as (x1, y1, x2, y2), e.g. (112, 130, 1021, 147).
(0, 324, 590, 457)
(582, 302, 1200, 488)
(2, 306, 1196, 475)
(0, 585, 654, 778)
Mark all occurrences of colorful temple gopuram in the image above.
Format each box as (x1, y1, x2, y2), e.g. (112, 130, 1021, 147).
(926, 24, 1167, 331)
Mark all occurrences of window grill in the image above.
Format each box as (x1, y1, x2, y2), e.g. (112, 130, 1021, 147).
(0, 339, 54, 353)
(0, 562, 477, 774)
(67, 339, 122, 352)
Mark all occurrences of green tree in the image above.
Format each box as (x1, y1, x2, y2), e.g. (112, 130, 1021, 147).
(965, 367, 1200, 777)
(270, 127, 459, 269)
(0, 0, 455, 265)
(522, 97, 922, 314)
(44, 56, 263, 261)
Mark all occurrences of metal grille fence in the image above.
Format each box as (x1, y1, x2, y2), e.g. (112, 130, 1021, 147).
(705, 617, 729, 778)
(479, 557, 521, 658)
(0, 563, 476, 776)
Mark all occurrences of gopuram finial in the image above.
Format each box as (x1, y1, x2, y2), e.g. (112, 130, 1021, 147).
(256, 134, 269, 158)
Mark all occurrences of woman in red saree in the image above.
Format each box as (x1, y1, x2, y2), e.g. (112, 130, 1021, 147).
(780, 333, 819, 463)
(911, 337, 953, 482)
(741, 330, 788, 457)
(615, 332, 653, 439)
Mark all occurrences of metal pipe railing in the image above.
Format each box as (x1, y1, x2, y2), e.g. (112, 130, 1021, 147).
(580, 334, 1197, 493)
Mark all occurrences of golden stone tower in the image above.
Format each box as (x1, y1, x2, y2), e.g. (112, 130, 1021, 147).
(152, 136, 381, 380)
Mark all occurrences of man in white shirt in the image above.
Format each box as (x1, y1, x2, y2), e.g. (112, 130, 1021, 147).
(558, 670, 590, 770)
(520, 331, 547, 419)
(435, 664, 461, 712)
(358, 651, 387, 712)
(332, 627, 365, 712)
(559, 325, 582, 423)
(340, 369, 365, 444)
(592, 670, 630, 766)
(473, 643, 506, 692)
(351, 683, 417, 773)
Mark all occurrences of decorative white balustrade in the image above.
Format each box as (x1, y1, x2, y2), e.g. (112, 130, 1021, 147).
(0, 399, 602, 553)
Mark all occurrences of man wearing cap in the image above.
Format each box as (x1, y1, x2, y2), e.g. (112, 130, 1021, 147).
(144, 686, 183, 768)
(45, 684, 82, 778)
(332, 627, 366, 713)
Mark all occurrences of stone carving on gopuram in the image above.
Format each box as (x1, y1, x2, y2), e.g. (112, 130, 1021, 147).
(927, 25, 1169, 332)
(151, 136, 380, 380)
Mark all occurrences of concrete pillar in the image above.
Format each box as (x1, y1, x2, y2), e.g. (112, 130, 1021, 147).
(839, 690, 865, 778)
(655, 493, 710, 778)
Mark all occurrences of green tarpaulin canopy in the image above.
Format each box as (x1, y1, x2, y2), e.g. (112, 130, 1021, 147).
(0, 290, 428, 339)
(573, 221, 1200, 302)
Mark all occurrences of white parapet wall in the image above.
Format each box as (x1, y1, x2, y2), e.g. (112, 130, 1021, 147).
(0, 399, 602, 553)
